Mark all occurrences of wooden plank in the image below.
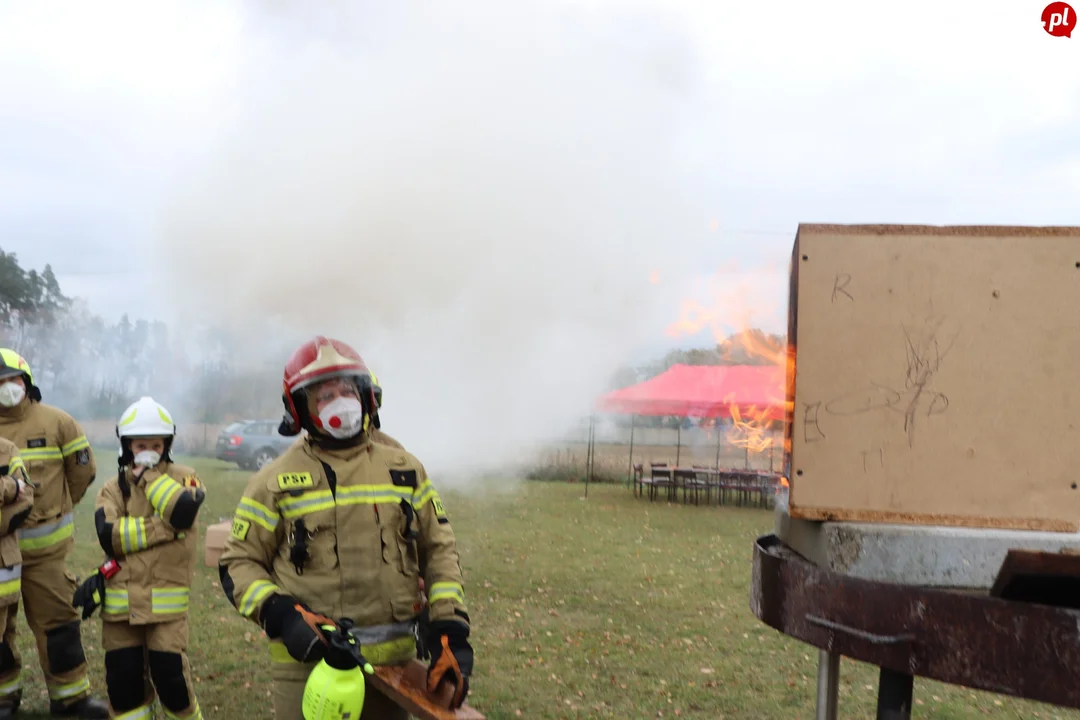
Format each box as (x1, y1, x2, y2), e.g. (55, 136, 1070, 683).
(371, 660, 486, 720)
(787, 505, 1074, 532)
(786, 223, 1080, 531)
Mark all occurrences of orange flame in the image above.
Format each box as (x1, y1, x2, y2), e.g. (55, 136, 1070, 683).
(658, 261, 795, 483)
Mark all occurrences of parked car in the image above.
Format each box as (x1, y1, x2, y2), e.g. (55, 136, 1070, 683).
(215, 419, 295, 470)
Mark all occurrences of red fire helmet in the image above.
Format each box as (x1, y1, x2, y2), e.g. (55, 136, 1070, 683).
(279, 336, 377, 434)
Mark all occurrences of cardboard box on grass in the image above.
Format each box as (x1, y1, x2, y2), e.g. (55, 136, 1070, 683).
(785, 224, 1080, 532)
(204, 520, 232, 568)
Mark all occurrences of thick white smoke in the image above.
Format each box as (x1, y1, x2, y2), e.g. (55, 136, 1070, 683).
(156, 0, 711, 481)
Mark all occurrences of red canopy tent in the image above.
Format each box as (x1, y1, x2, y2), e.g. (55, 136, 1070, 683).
(595, 364, 785, 419)
(584, 364, 786, 494)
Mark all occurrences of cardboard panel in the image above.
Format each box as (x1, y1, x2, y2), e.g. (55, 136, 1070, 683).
(204, 520, 231, 568)
(787, 224, 1080, 532)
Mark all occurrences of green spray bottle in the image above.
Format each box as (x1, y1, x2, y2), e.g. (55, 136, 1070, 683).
(302, 619, 376, 720)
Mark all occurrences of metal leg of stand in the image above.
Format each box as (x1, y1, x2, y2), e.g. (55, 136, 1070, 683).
(816, 650, 840, 720)
(876, 666, 914, 720)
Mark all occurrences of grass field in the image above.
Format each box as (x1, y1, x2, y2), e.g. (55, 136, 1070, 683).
(7, 450, 1079, 718)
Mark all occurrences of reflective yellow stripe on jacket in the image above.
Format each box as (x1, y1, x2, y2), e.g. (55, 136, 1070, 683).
(19, 446, 61, 463)
(0, 565, 21, 598)
(145, 474, 182, 517)
(117, 517, 151, 554)
(102, 587, 190, 617)
(428, 581, 465, 605)
(235, 497, 278, 533)
(103, 589, 129, 617)
(61, 435, 90, 457)
(267, 635, 415, 667)
(413, 478, 440, 509)
(17, 512, 74, 551)
(275, 481, 442, 520)
(238, 579, 281, 619)
(7, 456, 24, 475)
(151, 587, 190, 615)
(18, 435, 89, 464)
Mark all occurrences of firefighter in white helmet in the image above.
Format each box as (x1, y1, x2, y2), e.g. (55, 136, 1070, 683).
(74, 397, 207, 719)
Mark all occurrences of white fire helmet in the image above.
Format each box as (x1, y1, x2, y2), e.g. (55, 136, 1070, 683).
(117, 396, 177, 440)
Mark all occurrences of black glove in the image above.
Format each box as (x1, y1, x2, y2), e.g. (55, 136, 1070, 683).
(170, 485, 207, 530)
(260, 594, 337, 663)
(71, 572, 106, 620)
(426, 619, 474, 710)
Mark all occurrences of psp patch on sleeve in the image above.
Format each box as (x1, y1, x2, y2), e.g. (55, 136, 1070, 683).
(75, 448, 90, 466)
(431, 496, 449, 524)
(277, 472, 313, 491)
(230, 517, 251, 541)
(182, 475, 202, 489)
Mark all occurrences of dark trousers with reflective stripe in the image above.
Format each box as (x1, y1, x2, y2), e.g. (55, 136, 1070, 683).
(15, 548, 91, 704)
(103, 617, 202, 719)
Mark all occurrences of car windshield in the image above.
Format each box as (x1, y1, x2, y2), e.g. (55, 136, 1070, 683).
(223, 422, 245, 433)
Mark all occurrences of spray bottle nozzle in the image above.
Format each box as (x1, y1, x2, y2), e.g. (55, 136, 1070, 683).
(323, 618, 374, 674)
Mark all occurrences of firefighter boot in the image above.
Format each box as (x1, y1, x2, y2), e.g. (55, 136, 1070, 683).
(48, 696, 110, 718)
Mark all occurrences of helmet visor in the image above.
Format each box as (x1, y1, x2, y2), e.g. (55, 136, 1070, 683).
(0, 367, 25, 382)
(293, 368, 373, 394)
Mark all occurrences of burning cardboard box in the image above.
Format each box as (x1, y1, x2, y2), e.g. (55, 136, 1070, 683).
(784, 224, 1080, 533)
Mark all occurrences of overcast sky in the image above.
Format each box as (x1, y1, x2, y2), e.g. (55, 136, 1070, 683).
(1, 0, 1078, 359)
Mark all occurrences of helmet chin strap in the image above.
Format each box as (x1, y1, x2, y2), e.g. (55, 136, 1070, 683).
(118, 437, 174, 463)
(309, 428, 367, 451)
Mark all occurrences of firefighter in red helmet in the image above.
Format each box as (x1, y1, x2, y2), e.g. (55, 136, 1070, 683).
(218, 337, 473, 719)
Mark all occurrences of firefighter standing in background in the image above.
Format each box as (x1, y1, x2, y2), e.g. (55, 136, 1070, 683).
(72, 396, 207, 719)
(219, 336, 475, 719)
(0, 438, 34, 718)
(0, 349, 109, 717)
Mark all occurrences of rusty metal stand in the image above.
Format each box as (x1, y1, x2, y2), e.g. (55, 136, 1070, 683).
(875, 667, 913, 720)
(750, 534, 1080, 715)
(815, 650, 839, 720)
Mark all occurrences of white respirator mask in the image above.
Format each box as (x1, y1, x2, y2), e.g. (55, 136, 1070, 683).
(0, 383, 25, 408)
(317, 397, 366, 439)
(133, 450, 162, 468)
